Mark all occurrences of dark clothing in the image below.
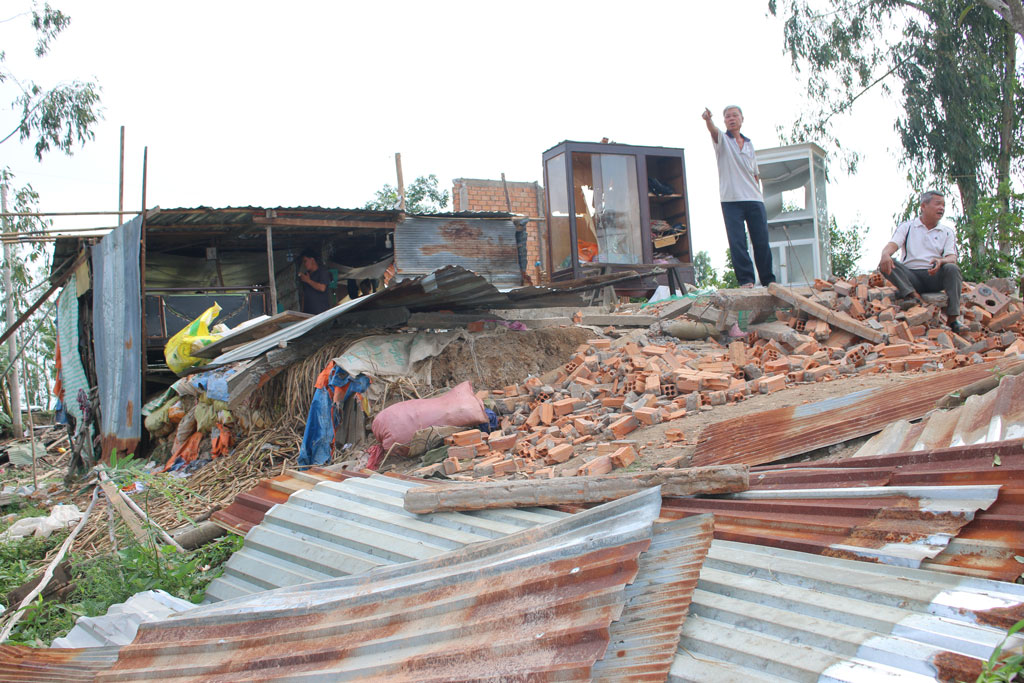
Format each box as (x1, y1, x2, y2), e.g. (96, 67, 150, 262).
(882, 260, 962, 316)
(515, 228, 528, 271)
(721, 200, 775, 286)
(301, 267, 331, 315)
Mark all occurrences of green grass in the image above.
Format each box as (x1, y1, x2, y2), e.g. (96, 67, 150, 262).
(976, 618, 1024, 682)
(0, 532, 243, 646)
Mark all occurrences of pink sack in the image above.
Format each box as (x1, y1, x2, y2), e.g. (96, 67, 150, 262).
(372, 381, 486, 453)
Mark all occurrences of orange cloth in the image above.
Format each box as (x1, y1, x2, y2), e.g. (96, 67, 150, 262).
(164, 431, 202, 471)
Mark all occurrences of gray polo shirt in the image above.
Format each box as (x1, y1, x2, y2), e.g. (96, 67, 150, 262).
(713, 128, 763, 203)
(889, 217, 957, 270)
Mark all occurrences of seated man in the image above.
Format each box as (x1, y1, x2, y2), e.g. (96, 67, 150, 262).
(878, 190, 963, 332)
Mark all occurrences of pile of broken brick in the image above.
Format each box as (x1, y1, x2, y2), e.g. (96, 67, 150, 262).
(411, 273, 1024, 482)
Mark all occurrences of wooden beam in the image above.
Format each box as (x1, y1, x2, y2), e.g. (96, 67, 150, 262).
(767, 282, 887, 344)
(251, 216, 398, 230)
(0, 250, 89, 349)
(265, 223, 278, 314)
(402, 465, 749, 514)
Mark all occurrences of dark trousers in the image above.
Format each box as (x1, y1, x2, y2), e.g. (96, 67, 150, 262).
(882, 260, 962, 316)
(721, 201, 775, 286)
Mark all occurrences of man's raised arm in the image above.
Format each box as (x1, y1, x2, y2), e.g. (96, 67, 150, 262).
(702, 108, 719, 144)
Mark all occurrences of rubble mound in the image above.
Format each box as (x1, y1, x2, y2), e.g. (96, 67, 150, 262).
(429, 327, 593, 388)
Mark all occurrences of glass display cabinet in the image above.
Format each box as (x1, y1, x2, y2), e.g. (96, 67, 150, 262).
(542, 141, 694, 291)
(755, 142, 831, 285)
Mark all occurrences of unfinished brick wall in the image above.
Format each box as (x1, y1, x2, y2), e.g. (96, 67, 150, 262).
(452, 178, 547, 284)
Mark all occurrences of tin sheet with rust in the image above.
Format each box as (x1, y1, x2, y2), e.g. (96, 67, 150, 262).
(751, 439, 1024, 582)
(692, 359, 1020, 468)
(671, 539, 1024, 682)
(662, 484, 999, 568)
(11, 489, 669, 681)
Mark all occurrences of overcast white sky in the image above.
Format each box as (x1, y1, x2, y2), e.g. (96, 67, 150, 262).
(1, 0, 917, 273)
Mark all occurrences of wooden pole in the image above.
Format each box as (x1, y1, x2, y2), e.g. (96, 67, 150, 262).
(0, 250, 89, 349)
(395, 152, 405, 212)
(403, 465, 749, 514)
(500, 172, 513, 213)
(118, 125, 125, 227)
(265, 221, 278, 314)
(0, 184, 22, 439)
(767, 282, 887, 344)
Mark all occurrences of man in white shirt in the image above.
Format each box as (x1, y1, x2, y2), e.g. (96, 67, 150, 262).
(878, 190, 963, 331)
(702, 105, 775, 288)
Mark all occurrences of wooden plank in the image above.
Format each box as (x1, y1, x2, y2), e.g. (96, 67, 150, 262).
(192, 311, 311, 359)
(252, 216, 398, 230)
(768, 283, 886, 344)
(98, 480, 148, 545)
(402, 465, 749, 514)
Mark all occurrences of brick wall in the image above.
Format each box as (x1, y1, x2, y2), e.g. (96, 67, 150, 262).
(452, 178, 547, 284)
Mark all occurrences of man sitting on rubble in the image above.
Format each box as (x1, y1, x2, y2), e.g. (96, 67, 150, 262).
(877, 190, 964, 333)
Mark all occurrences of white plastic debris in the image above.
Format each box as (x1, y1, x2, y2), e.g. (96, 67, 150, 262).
(0, 504, 83, 542)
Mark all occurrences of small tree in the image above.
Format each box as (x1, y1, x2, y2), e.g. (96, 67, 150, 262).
(365, 174, 449, 214)
(692, 250, 719, 288)
(721, 249, 739, 289)
(827, 218, 867, 279)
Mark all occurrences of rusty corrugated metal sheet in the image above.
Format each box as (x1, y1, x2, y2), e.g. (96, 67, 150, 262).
(670, 539, 1024, 682)
(662, 484, 999, 568)
(8, 490, 672, 681)
(593, 514, 714, 682)
(204, 474, 569, 603)
(207, 266, 543, 368)
(92, 216, 143, 459)
(0, 644, 119, 681)
(395, 215, 520, 287)
(692, 358, 1021, 468)
(208, 467, 361, 535)
(751, 440, 1024, 582)
(856, 371, 1024, 456)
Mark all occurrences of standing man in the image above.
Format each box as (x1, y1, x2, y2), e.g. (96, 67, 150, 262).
(298, 250, 331, 315)
(702, 105, 775, 288)
(878, 190, 963, 332)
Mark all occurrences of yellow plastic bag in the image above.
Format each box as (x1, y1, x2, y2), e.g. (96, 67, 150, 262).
(164, 303, 222, 374)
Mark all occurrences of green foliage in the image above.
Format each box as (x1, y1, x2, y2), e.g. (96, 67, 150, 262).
(957, 183, 1024, 282)
(364, 174, 449, 214)
(1, 3, 103, 159)
(693, 250, 720, 288)
(0, 532, 245, 645)
(0, 170, 56, 421)
(769, 0, 1022, 247)
(975, 618, 1024, 682)
(722, 249, 739, 289)
(827, 218, 867, 279)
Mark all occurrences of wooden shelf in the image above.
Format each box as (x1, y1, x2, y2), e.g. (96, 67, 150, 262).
(648, 193, 684, 203)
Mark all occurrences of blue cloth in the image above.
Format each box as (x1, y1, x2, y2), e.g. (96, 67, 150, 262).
(721, 201, 775, 287)
(298, 385, 333, 467)
(54, 399, 68, 425)
(298, 368, 371, 468)
(478, 408, 499, 433)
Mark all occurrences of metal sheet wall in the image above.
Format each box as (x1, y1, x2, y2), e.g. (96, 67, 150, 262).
(395, 216, 520, 286)
(91, 216, 142, 456)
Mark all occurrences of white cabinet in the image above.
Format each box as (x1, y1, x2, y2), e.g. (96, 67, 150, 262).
(754, 143, 830, 285)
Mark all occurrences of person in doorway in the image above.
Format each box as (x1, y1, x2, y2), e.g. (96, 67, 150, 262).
(878, 190, 963, 332)
(298, 250, 331, 315)
(702, 105, 775, 288)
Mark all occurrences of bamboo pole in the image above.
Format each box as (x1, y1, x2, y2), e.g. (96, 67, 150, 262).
(118, 125, 125, 227)
(395, 152, 405, 212)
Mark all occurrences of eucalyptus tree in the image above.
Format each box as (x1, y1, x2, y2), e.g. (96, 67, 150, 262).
(769, 0, 1022, 277)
